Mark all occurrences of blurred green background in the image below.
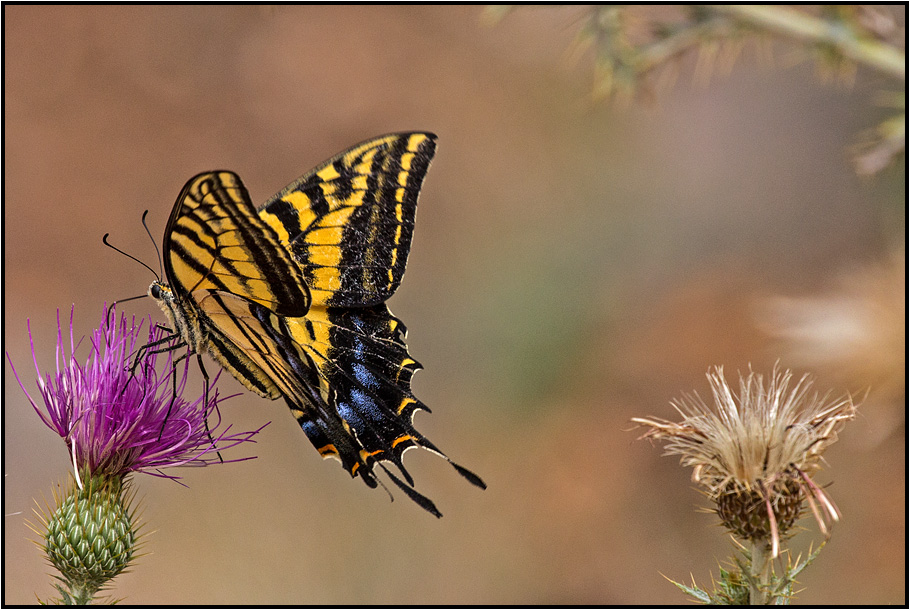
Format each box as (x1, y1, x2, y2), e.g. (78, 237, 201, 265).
(4, 5, 905, 605)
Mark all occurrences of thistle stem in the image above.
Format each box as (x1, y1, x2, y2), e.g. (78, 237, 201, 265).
(60, 582, 98, 606)
(716, 4, 905, 79)
(750, 539, 773, 605)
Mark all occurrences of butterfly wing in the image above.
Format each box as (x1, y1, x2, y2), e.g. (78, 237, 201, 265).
(157, 136, 484, 516)
(196, 290, 482, 516)
(257, 132, 436, 307)
(163, 170, 311, 317)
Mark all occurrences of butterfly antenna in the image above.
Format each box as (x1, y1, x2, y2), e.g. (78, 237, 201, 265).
(104, 294, 149, 324)
(103, 232, 160, 282)
(141, 210, 165, 280)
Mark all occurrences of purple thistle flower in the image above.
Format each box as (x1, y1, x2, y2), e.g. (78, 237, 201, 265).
(8, 305, 267, 483)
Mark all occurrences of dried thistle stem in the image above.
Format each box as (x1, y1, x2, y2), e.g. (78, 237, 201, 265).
(750, 539, 773, 605)
(715, 4, 905, 79)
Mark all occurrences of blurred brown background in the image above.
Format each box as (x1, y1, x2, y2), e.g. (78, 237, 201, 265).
(4, 5, 905, 605)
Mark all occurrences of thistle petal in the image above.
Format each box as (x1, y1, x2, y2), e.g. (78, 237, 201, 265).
(8, 305, 267, 480)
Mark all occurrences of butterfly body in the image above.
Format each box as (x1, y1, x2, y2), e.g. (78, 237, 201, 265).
(150, 133, 484, 516)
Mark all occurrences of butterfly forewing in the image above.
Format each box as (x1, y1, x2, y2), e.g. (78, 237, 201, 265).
(258, 133, 436, 307)
(153, 133, 484, 517)
(165, 171, 310, 317)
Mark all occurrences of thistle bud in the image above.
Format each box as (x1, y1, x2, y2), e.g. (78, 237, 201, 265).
(43, 475, 136, 602)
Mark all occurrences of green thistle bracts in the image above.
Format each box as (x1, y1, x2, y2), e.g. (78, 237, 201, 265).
(44, 475, 135, 600)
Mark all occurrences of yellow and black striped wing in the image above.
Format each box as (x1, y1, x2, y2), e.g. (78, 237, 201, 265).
(195, 291, 481, 516)
(163, 171, 310, 317)
(156, 135, 484, 517)
(257, 132, 436, 308)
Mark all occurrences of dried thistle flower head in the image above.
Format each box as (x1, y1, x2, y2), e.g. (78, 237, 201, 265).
(633, 365, 856, 557)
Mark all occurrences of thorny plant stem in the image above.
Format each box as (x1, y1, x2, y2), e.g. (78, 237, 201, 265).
(63, 582, 96, 606)
(750, 539, 773, 605)
(634, 17, 732, 73)
(716, 5, 905, 79)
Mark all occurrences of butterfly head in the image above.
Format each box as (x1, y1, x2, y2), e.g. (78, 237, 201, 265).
(148, 280, 172, 304)
(148, 280, 184, 339)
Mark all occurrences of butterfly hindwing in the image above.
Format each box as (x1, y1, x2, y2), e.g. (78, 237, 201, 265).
(195, 291, 451, 514)
(258, 133, 436, 307)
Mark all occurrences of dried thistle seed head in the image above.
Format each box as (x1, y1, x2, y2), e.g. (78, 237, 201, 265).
(715, 479, 802, 542)
(633, 365, 856, 555)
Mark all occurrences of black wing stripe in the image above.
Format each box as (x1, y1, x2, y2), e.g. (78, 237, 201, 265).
(242, 300, 427, 483)
(166, 171, 310, 316)
(258, 133, 436, 307)
(240, 303, 384, 481)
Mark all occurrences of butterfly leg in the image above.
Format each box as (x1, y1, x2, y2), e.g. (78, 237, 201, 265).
(119, 330, 181, 405)
(128, 327, 182, 373)
(193, 353, 223, 463)
(155, 347, 189, 441)
(121, 330, 188, 440)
